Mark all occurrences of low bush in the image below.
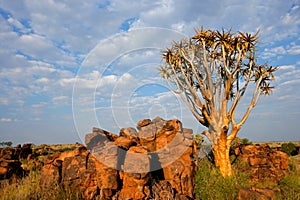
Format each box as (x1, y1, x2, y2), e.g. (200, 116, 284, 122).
(280, 142, 298, 156)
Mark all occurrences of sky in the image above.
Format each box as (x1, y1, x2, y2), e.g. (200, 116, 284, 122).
(0, 0, 299, 145)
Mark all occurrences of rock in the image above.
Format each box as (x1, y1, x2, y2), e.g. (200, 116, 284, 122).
(152, 180, 175, 200)
(123, 146, 150, 174)
(62, 155, 87, 182)
(0, 159, 24, 180)
(20, 143, 33, 159)
(41, 146, 120, 200)
(40, 161, 61, 184)
(0, 148, 18, 160)
(91, 142, 120, 170)
(138, 117, 165, 152)
(155, 119, 195, 199)
(269, 151, 289, 170)
(85, 130, 111, 150)
(235, 144, 289, 182)
(114, 136, 133, 150)
(137, 119, 152, 128)
(119, 146, 150, 200)
(120, 127, 139, 144)
(237, 188, 275, 200)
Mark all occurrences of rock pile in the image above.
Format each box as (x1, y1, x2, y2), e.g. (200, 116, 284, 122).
(235, 144, 289, 182)
(1, 118, 291, 200)
(41, 117, 196, 199)
(0, 144, 33, 181)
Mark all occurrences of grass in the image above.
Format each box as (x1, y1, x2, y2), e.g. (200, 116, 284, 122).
(194, 159, 250, 200)
(276, 155, 300, 200)
(0, 143, 84, 200)
(194, 157, 300, 200)
(0, 170, 83, 200)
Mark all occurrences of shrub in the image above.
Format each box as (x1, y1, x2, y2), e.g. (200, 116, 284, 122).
(0, 141, 13, 147)
(281, 142, 298, 156)
(241, 138, 252, 145)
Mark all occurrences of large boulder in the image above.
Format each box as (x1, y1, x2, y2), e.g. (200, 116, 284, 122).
(138, 116, 165, 152)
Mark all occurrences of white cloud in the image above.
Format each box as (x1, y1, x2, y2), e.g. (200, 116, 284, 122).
(278, 65, 296, 71)
(262, 46, 286, 59)
(280, 79, 300, 87)
(0, 118, 12, 122)
(52, 96, 69, 105)
(287, 45, 300, 55)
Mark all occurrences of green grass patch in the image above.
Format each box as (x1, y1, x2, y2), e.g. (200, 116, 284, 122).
(194, 159, 250, 200)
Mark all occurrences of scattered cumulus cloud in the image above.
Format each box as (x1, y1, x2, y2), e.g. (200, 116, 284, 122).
(0, 0, 299, 143)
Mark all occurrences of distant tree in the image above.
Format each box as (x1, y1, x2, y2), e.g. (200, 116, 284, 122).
(159, 27, 277, 177)
(0, 141, 13, 147)
(281, 142, 298, 156)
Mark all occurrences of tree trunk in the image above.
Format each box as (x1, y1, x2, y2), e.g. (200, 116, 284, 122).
(212, 134, 232, 177)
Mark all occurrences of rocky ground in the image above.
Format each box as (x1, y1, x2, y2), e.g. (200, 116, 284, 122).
(0, 117, 299, 200)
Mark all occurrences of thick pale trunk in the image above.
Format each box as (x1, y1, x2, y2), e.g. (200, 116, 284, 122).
(212, 135, 232, 177)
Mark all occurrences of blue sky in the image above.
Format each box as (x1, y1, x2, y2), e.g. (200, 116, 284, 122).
(0, 0, 299, 145)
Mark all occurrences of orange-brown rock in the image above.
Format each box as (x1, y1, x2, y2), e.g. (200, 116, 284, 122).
(120, 127, 139, 144)
(41, 146, 120, 200)
(137, 119, 151, 128)
(119, 146, 150, 200)
(0, 159, 24, 180)
(0, 143, 33, 161)
(237, 187, 275, 200)
(0, 145, 30, 181)
(138, 117, 165, 152)
(235, 144, 289, 182)
(155, 120, 195, 199)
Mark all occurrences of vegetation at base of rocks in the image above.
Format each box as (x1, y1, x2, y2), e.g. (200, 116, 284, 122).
(0, 171, 83, 200)
(194, 156, 300, 200)
(194, 159, 250, 200)
(277, 172, 300, 200)
(276, 155, 300, 199)
(281, 142, 298, 156)
(0, 141, 13, 147)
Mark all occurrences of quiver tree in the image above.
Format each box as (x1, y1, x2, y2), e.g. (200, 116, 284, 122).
(159, 27, 278, 177)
